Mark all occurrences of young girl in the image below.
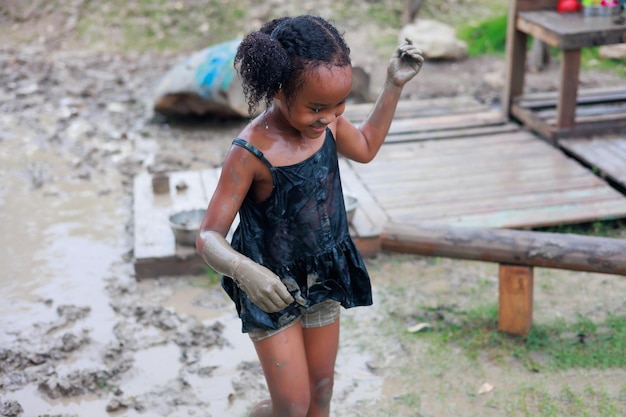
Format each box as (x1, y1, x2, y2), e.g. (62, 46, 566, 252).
(196, 15, 423, 417)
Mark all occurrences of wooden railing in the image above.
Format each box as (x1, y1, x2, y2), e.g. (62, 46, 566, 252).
(381, 222, 626, 335)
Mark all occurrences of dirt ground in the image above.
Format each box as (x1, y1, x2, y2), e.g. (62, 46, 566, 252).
(1, 1, 626, 417)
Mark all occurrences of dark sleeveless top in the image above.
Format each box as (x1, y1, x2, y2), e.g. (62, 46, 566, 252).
(222, 129, 372, 333)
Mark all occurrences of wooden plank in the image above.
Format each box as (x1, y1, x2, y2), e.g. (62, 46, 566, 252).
(358, 144, 588, 181)
(386, 187, 622, 220)
(366, 141, 578, 168)
(387, 111, 506, 135)
(339, 159, 388, 238)
(499, 265, 534, 336)
(372, 175, 605, 207)
(563, 139, 626, 174)
(546, 110, 626, 126)
(368, 141, 565, 167)
(534, 102, 626, 119)
(362, 158, 586, 188)
(516, 87, 626, 108)
(367, 130, 539, 159)
(560, 137, 626, 186)
(516, 11, 626, 49)
(386, 198, 626, 229)
(360, 162, 587, 188)
(511, 104, 556, 140)
(346, 103, 490, 122)
(344, 96, 485, 121)
(386, 123, 520, 143)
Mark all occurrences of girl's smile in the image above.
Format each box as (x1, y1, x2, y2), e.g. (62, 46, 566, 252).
(274, 65, 352, 139)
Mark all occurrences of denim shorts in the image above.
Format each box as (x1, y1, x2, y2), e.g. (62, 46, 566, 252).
(248, 299, 341, 342)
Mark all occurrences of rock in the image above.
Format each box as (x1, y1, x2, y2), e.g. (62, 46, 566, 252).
(598, 44, 626, 60)
(399, 19, 468, 61)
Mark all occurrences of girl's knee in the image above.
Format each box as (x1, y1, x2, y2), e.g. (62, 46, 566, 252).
(312, 377, 334, 407)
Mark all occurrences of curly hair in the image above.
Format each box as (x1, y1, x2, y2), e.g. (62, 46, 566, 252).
(234, 15, 351, 115)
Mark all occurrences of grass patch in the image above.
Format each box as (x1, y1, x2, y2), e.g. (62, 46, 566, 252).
(498, 384, 626, 417)
(534, 219, 626, 239)
(204, 267, 221, 286)
(457, 13, 508, 56)
(409, 304, 626, 371)
(581, 46, 626, 77)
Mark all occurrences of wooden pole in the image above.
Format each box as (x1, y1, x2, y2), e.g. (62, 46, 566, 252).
(381, 223, 626, 275)
(498, 264, 534, 335)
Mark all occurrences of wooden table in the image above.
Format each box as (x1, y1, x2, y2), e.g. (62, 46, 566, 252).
(503, 6, 626, 141)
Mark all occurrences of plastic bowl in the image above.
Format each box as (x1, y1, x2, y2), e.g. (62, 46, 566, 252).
(168, 208, 205, 246)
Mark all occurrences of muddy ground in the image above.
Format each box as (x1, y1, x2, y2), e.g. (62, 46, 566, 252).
(1, 1, 626, 417)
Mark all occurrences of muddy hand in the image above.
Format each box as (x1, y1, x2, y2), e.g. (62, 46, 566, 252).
(233, 258, 295, 313)
(388, 38, 424, 87)
(198, 230, 294, 313)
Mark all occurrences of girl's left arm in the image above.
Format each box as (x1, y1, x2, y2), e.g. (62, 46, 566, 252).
(336, 41, 424, 163)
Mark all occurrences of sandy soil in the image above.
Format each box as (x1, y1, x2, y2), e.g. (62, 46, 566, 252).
(1, 2, 626, 417)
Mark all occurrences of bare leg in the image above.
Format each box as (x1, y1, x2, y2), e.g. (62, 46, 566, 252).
(250, 317, 341, 417)
(252, 322, 311, 417)
(302, 318, 340, 417)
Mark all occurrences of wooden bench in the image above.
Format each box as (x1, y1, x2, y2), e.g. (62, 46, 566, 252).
(502, 0, 626, 141)
(382, 222, 626, 336)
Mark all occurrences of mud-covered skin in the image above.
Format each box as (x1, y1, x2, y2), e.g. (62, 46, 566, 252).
(199, 230, 295, 313)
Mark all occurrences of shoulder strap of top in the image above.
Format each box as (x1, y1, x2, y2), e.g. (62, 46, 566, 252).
(232, 138, 273, 168)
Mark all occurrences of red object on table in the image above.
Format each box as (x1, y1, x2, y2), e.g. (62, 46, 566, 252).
(557, 0, 581, 12)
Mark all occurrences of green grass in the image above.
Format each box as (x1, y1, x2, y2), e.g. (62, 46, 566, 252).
(499, 384, 626, 417)
(408, 303, 626, 371)
(581, 46, 626, 77)
(204, 267, 221, 286)
(535, 219, 626, 239)
(457, 14, 508, 56)
(366, 295, 626, 417)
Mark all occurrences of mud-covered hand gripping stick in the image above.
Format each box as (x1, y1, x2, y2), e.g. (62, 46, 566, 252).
(199, 230, 294, 313)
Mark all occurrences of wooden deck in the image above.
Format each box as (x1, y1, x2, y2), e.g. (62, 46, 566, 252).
(341, 97, 626, 252)
(511, 87, 626, 140)
(133, 96, 626, 277)
(559, 135, 626, 190)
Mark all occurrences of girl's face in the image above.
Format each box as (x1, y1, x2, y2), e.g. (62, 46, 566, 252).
(277, 65, 352, 139)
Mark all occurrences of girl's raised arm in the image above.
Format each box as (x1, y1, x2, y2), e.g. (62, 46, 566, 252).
(336, 41, 424, 163)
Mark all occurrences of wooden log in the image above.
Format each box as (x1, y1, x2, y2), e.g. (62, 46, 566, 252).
(381, 223, 626, 275)
(498, 264, 534, 336)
